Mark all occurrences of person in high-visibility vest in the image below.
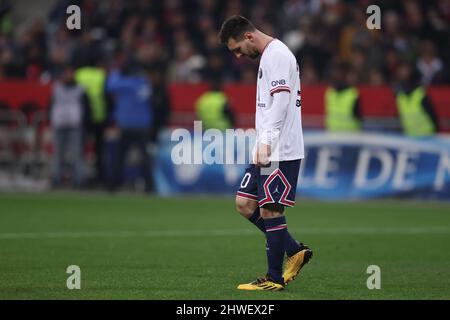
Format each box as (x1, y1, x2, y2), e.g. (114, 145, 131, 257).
(195, 78, 235, 130)
(75, 61, 109, 185)
(325, 61, 361, 132)
(395, 61, 438, 137)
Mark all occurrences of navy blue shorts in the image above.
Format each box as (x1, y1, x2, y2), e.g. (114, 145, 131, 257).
(236, 160, 301, 207)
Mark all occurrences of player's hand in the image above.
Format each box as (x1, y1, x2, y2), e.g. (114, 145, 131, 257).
(256, 143, 271, 167)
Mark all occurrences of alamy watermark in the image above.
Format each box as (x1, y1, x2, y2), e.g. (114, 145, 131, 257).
(66, 5, 81, 30)
(366, 5, 381, 30)
(170, 121, 280, 174)
(366, 265, 381, 289)
(65, 4, 380, 31)
(66, 265, 81, 290)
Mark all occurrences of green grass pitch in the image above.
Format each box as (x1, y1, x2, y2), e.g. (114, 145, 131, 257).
(0, 192, 449, 300)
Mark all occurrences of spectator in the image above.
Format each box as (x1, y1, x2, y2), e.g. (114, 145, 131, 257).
(0, 0, 449, 87)
(72, 30, 101, 68)
(382, 46, 401, 84)
(301, 59, 319, 85)
(48, 25, 74, 74)
(49, 64, 90, 188)
(239, 63, 257, 84)
(18, 20, 47, 80)
(168, 40, 206, 83)
(201, 48, 233, 83)
(367, 68, 385, 86)
(416, 40, 444, 85)
(349, 46, 370, 84)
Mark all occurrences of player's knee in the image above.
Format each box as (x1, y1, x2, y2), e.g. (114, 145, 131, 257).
(260, 203, 285, 219)
(235, 196, 256, 219)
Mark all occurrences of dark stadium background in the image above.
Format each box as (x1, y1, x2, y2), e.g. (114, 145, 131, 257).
(0, 0, 449, 300)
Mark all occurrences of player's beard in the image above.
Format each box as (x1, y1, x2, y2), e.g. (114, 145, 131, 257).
(248, 47, 260, 59)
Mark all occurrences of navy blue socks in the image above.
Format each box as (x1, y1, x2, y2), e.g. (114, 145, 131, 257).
(248, 208, 301, 257)
(248, 208, 266, 233)
(263, 216, 288, 284)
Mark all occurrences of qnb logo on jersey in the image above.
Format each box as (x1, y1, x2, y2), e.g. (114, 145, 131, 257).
(271, 79, 286, 87)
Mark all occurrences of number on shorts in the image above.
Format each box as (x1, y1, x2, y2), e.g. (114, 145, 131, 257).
(240, 172, 251, 188)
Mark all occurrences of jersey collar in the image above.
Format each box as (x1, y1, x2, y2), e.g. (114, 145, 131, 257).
(261, 38, 276, 56)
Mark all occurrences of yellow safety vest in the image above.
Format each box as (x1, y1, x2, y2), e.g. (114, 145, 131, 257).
(75, 67, 107, 123)
(195, 91, 231, 130)
(325, 87, 361, 132)
(396, 87, 435, 137)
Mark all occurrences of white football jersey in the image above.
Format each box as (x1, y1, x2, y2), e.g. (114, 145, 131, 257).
(254, 39, 304, 162)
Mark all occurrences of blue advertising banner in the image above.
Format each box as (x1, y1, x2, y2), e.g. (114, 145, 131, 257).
(154, 130, 450, 201)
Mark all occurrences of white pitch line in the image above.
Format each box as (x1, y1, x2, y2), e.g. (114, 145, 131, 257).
(0, 229, 256, 239)
(0, 227, 449, 240)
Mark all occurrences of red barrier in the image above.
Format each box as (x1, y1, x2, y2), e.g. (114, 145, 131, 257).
(0, 81, 449, 126)
(428, 87, 450, 118)
(0, 81, 52, 109)
(169, 83, 450, 116)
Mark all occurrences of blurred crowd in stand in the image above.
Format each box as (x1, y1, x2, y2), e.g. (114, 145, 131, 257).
(0, 0, 448, 191)
(1, 0, 449, 85)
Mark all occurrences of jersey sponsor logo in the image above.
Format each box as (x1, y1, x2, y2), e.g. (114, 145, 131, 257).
(271, 79, 286, 87)
(257, 103, 266, 108)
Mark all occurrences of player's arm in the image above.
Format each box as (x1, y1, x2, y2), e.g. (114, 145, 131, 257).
(256, 91, 290, 166)
(256, 51, 291, 167)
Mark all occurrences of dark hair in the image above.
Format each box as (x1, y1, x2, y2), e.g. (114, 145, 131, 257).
(219, 15, 256, 44)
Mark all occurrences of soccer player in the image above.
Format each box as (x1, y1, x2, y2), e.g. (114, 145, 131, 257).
(219, 15, 313, 291)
